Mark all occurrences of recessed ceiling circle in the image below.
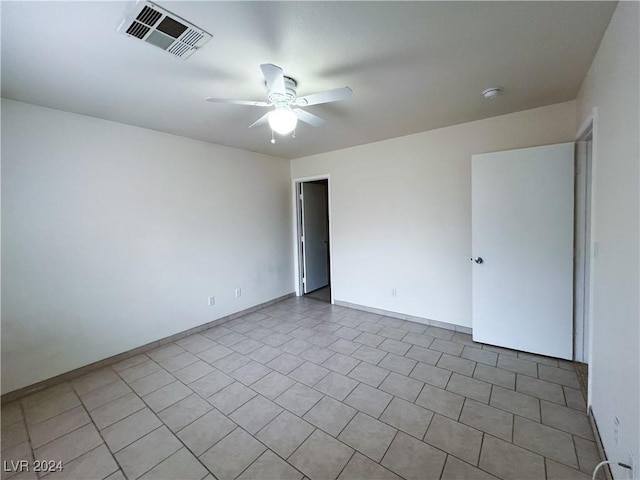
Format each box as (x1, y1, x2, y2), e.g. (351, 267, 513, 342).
(482, 87, 503, 99)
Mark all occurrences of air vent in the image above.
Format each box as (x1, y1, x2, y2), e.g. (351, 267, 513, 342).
(137, 5, 162, 26)
(117, 1, 212, 59)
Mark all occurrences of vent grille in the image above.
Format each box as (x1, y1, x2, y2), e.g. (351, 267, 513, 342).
(181, 30, 203, 47)
(136, 6, 161, 26)
(117, 1, 212, 59)
(168, 42, 192, 57)
(156, 16, 188, 38)
(126, 22, 150, 39)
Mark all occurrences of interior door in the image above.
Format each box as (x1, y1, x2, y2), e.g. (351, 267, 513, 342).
(302, 182, 329, 293)
(472, 143, 574, 360)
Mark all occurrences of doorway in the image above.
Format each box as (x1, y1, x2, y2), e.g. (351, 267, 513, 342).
(295, 178, 331, 303)
(574, 123, 594, 364)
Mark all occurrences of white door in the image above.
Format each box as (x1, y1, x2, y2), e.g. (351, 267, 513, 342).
(472, 143, 574, 360)
(302, 182, 329, 293)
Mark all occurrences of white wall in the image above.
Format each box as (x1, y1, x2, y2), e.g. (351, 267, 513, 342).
(575, 2, 639, 477)
(1, 99, 293, 394)
(291, 101, 576, 327)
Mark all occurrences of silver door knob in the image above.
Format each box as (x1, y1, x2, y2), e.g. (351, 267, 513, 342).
(472, 257, 483, 264)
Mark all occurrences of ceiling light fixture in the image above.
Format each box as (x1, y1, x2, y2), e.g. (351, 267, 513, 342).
(268, 107, 298, 135)
(482, 87, 503, 100)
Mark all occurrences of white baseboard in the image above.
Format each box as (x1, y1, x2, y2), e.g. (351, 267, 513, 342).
(333, 300, 472, 335)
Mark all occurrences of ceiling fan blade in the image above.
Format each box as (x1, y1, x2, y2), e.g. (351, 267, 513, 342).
(294, 108, 325, 127)
(260, 63, 285, 96)
(249, 112, 270, 129)
(295, 87, 352, 106)
(206, 97, 270, 107)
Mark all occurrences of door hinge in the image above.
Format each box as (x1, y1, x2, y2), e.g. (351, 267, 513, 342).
(300, 235, 304, 243)
(302, 276, 306, 284)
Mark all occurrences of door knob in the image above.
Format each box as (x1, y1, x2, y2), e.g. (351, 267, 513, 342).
(472, 257, 484, 264)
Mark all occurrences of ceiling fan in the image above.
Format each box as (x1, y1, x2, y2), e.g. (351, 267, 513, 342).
(206, 64, 352, 141)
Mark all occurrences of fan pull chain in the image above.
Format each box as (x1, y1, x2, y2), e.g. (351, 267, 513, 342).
(271, 130, 275, 144)
(292, 129, 296, 139)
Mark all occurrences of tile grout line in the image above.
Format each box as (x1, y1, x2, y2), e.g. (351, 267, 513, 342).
(81, 354, 222, 477)
(30, 400, 123, 479)
(476, 431, 487, 471)
(124, 354, 250, 477)
(28, 416, 92, 455)
(73, 379, 146, 479)
(455, 433, 513, 480)
(252, 419, 316, 477)
(331, 449, 358, 480)
(38, 443, 117, 480)
(113, 425, 180, 480)
(14, 401, 35, 480)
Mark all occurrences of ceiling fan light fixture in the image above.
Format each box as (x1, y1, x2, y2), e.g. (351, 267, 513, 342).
(268, 108, 298, 135)
(206, 63, 351, 136)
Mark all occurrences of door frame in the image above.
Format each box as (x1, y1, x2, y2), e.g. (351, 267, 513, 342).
(575, 108, 598, 407)
(292, 174, 334, 304)
(574, 121, 593, 364)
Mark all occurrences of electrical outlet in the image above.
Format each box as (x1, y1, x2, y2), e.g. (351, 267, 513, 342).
(208, 296, 215, 306)
(391, 288, 397, 297)
(235, 288, 242, 298)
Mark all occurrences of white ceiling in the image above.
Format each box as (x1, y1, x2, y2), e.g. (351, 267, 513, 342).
(1, 1, 615, 160)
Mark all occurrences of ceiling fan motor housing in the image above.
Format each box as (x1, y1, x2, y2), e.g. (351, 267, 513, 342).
(268, 77, 297, 106)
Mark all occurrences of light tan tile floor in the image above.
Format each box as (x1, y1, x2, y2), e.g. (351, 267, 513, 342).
(1, 297, 602, 480)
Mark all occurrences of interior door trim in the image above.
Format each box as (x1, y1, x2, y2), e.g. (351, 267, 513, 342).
(292, 174, 334, 304)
